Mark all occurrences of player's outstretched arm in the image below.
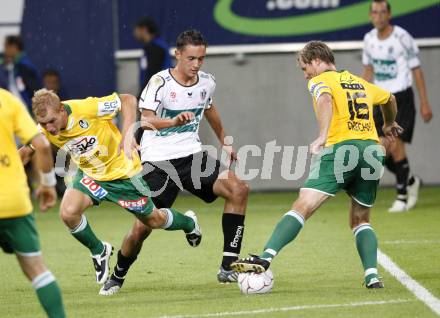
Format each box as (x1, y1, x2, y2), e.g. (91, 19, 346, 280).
(119, 94, 138, 136)
(380, 94, 403, 144)
(118, 94, 140, 158)
(412, 67, 433, 123)
(141, 109, 195, 130)
(32, 134, 57, 211)
(205, 105, 226, 144)
(18, 145, 35, 165)
(205, 105, 237, 162)
(362, 65, 374, 83)
(310, 93, 333, 155)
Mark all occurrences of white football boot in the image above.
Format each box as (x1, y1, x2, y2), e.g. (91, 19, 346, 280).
(407, 176, 421, 210)
(184, 211, 202, 247)
(388, 199, 407, 213)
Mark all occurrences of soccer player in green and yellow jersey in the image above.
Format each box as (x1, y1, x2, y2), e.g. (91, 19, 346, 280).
(0, 88, 65, 317)
(20, 89, 202, 288)
(232, 41, 402, 288)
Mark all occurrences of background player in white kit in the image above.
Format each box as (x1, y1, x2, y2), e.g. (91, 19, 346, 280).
(362, 0, 433, 212)
(100, 29, 249, 295)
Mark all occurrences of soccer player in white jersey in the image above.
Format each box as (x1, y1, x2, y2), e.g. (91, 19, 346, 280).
(362, 0, 433, 212)
(100, 29, 249, 295)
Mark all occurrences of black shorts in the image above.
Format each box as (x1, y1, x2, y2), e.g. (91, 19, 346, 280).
(142, 151, 221, 208)
(374, 87, 416, 143)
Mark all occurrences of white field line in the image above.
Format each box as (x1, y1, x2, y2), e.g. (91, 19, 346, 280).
(378, 249, 440, 316)
(156, 299, 411, 318)
(382, 240, 440, 245)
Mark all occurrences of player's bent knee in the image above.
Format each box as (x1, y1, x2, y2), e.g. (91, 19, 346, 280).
(59, 204, 83, 226)
(17, 255, 47, 281)
(241, 182, 250, 195)
(217, 170, 230, 180)
(230, 180, 249, 201)
(144, 209, 166, 229)
(292, 198, 316, 219)
(131, 221, 152, 239)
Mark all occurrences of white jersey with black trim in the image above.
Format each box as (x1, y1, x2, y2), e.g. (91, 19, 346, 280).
(139, 68, 216, 162)
(362, 25, 420, 93)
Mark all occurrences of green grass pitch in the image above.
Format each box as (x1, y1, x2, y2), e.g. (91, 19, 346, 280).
(1, 187, 439, 317)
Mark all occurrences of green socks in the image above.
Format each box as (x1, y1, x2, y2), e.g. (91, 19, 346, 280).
(260, 210, 304, 260)
(70, 215, 104, 255)
(33, 271, 65, 318)
(256, 213, 379, 285)
(353, 223, 379, 284)
(160, 208, 195, 233)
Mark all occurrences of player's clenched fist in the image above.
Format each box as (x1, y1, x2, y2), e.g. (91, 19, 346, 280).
(173, 112, 194, 126)
(36, 185, 57, 212)
(382, 122, 404, 144)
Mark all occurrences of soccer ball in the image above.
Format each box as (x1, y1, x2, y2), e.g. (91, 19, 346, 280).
(237, 269, 274, 294)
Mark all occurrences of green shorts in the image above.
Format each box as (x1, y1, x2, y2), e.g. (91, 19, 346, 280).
(72, 170, 155, 217)
(303, 140, 385, 207)
(0, 213, 41, 256)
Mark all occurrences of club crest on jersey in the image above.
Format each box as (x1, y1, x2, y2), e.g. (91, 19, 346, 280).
(117, 197, 148, 212)
(80, 176, 108, 199)
(0, 154, 11, 167)
(388, 46, 394, 55)
(79, 119, 89, 129)
(340, 73, 354, 84)
(65, 136, 98, 156)
(200, 89, 207, 100)
(170, 91, 177, 99)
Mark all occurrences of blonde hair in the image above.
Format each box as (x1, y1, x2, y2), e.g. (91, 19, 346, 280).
(32, 88, 61, 117)
(297, 41, 335, 65)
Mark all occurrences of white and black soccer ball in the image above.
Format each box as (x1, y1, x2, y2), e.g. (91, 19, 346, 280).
(237, 269, 274, 294)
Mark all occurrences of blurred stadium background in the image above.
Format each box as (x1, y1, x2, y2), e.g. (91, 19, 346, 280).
(1, 0, 439, 190)
(1, 1, 439, 317)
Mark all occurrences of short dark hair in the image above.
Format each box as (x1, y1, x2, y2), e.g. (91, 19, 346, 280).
(5, 35, 24, 51)
(298, 41, 335, 65)
(42, 69, 60, 78)
(135, 17, 159, 36)
(370, 0, 391, 12)
(176, 29, 207, 51)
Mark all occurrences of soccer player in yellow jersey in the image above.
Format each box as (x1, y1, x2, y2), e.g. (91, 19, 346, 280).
(232, 41, 402, 288)
(20, 89, 201, 286)
(0, 88, 65, 317)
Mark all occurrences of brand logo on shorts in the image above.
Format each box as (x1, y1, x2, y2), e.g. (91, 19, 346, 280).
(79, 119, 89, 129)
(118, 197, 148, 212)
(80, 176, 108, 199)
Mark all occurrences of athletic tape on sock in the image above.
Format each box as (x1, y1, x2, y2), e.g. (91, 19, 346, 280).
(70, 215, 87, 233)
(223, 252, 239, 257)
(32, 271, 56, 290)
(285, 210, 305, 226)
(365, 268, 378, 277)
(160, 209, 173, 229)
(264, 249, 277, 257)
(353, 223, 373, 236)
